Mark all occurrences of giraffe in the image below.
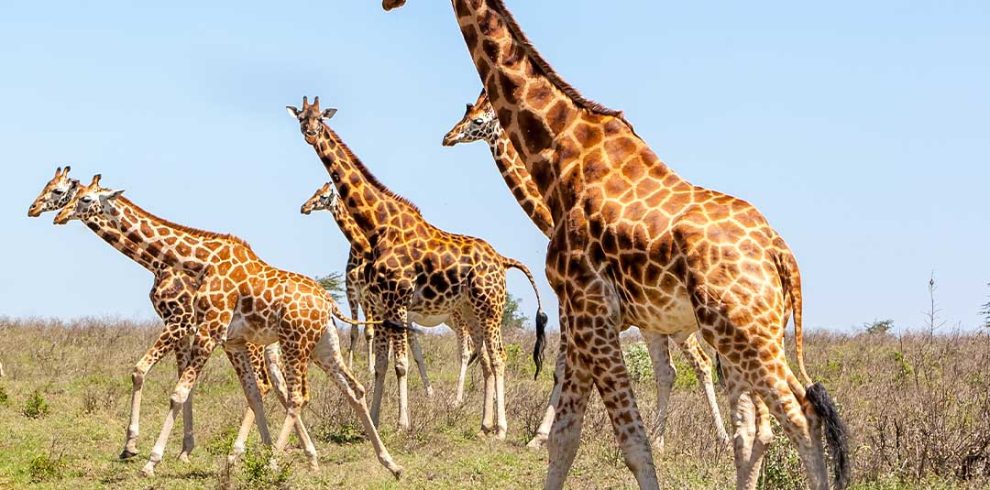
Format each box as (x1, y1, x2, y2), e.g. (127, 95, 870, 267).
(443, 90, 732, 450)
(381, 1, 849, 489)
(300, 182, 444, 400)
(288, 96, 548, 437)
(52, 174, 402, 478)
(27, 166, 290, 464)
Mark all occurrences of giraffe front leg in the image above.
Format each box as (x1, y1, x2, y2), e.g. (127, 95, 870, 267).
(408, 327, 434, 398)
(527, 341, 563, 449)
(141, 330, 218, 477)
(676, 332, 730, 447)
(392, 327, 411, 430)
(370, 327, 390, 427)
(121, 322, 189, 460)
(643, 331, 675, 452)
(453, 317, 473, 406)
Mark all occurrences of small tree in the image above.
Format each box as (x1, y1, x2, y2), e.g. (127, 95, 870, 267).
(981, 283, 990, 329)
(864, 319, 894, 335)
(315, 272, 345, 303)
(501, 293, 530, 330)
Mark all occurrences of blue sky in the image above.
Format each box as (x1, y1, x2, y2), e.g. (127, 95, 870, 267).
(1, 1, 987, 332)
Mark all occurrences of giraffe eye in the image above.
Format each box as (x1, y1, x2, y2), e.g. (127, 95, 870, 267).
(52, 189, 63, 195)
(81, 196, 92, 203)
(473, 118, 484, 125)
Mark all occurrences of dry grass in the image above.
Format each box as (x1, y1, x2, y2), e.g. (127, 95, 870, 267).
(0, 316, 988, 489)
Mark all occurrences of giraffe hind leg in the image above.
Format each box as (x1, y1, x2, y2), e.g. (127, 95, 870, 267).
(676, 332, 731, 447)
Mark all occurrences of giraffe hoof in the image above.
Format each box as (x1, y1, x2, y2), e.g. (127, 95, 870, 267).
(119, 449, 137, 460)
(390, 465, 404, 480)
(425, 386, 435, 398)
(139, 464, 156, 478)
(526, 436, 547, 450)
(178, 452, 191, 464)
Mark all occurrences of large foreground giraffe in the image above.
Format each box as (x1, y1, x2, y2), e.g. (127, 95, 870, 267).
(53, 175, 402, 478)
(289, 97, 548, 438)
(443, 91, 731, 450)
(382, 1, 848, 489)
(28, 166, 289, 465)
(302, 182, 483, 404)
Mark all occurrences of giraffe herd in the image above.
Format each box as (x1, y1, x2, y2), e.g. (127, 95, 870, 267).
(20, 1, 852, 488)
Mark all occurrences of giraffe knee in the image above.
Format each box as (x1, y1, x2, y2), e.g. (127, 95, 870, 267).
(131, 369, 146, 389)
(394, 363, 407, 378)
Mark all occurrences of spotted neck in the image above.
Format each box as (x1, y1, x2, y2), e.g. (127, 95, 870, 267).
(482, 122, 554, 238)
(452, 0, 680, 221)
(312, 124, 420, 240)
(328, 200, 372, 254)
(82, 197, 240, 275)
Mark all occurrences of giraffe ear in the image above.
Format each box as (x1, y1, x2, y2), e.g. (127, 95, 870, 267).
(286, 106, 301, 118)
(107, 189, 125, 199)
(322, 108, 338, 120)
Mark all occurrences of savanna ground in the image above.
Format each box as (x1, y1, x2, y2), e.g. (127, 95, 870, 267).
(0, 317, 988, 489)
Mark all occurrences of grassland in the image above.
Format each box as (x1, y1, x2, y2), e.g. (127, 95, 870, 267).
(0, 317, 988, 489)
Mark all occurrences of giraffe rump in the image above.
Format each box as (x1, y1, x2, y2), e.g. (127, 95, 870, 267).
(805, 382, 851, 489)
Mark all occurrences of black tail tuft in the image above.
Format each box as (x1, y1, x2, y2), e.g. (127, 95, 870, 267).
(532, 309, 548, 380)
(806, 382, 851, 489)
(382, 320, 406, 332)
(467, 350, 480, 367)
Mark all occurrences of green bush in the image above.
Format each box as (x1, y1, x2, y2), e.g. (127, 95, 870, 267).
(623, 342, 652, 382)
(22, 390, 49, 419)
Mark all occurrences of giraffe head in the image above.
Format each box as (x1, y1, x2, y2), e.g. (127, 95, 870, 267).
(382, 0, 405, 11)
(28, 166, 80, 217)
(53, 174, 125, 225)
(300, 182, 338, 215)
(286, 96, 337, 145)
(442, 91, 499, 147)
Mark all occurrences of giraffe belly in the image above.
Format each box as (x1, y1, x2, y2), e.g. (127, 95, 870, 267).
(623, 289, 699, 336)
(408, 312, 449, 328)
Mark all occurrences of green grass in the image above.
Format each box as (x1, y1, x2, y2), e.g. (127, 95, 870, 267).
(0, 318, 988, 489)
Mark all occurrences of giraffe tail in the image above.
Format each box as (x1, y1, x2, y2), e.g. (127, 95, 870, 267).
(501, 256, 548, 379)
(329, 300, 381, 326)
(777, 244, 850, 488)
(776, 245, 811, 386)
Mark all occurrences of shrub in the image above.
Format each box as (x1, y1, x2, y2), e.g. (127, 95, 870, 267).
(22, 389, 49, 419)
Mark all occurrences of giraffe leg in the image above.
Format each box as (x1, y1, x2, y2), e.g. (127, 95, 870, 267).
(310, 326, 403, 478)
(120, 322, 188, 460)
(177, 336, 196, 463)
(141, 330, 229, 477)
(545, 332, 594, 489)
(229, 343, 287, 464)
(527, 342, 563, 449)
(643, 331, 675, 451)
(723, 363, 775, 490)
(370, 326, 390, 427)
(469, 324, 496, 436)
(348, 321, 359, 370)
(483, 317, 508, 439)
(453, 315, 473, 406)
(393, 327, 411, 430)
(273, 344, 319, 471)
(364, 322, 375, 379)
(408, 327, 434, 398)
(676, 332, 730, 447)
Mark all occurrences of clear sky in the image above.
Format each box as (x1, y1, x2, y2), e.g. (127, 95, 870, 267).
(1, 1, 987, 332)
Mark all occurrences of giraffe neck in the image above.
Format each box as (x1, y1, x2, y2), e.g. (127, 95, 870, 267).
(82, 197, 226, 274)
(84, 216, 168, 272)
(312, 124, 420, 238)
(453, 0, 680, 220)
(485, 125, 554, 238)
(329, 203, 372, 254)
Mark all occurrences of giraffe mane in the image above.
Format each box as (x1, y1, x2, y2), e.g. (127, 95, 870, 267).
(488, 0, 636, 131)
(116, 196, 256, 250)
(322, 123, 423, 215)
